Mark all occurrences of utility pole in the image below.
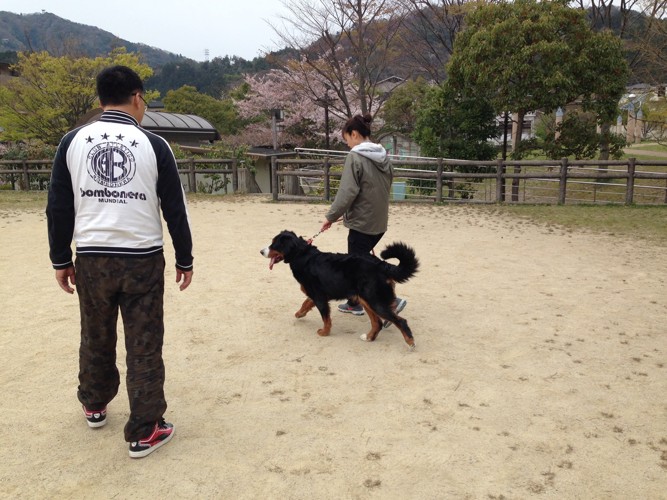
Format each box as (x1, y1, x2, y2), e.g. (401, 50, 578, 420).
(271, 109, 283, 150)
(316, 87, 333, 149)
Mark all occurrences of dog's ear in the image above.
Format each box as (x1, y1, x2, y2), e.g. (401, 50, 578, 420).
(276, 231, 307, 263)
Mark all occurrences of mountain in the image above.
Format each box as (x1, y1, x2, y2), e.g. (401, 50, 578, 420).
(0, 10, 275, 97)
(0, 11, 188, 67)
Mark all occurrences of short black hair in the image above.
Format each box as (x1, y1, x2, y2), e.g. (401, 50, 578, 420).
(96, 65, 144, 106)
(342, 113, 373, 138)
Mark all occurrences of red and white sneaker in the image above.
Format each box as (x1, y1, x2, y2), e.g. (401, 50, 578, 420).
(129, 420, 175, 458)
(82, 405, 107, 428)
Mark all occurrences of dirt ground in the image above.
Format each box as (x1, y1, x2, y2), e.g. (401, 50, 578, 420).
(1, 196, 666, 499)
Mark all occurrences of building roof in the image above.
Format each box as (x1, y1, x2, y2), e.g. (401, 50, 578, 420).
(247, 147, 297, 158)
(141, 111, 220, 142)
(77, 109, 220, 144)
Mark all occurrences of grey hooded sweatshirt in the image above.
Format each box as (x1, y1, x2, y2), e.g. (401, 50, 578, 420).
(325, 141, 393, 235)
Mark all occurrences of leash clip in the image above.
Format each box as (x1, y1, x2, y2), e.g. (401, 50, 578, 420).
(306, 230, 321, 245)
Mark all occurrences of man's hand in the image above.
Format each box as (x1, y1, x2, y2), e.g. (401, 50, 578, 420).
(56, 266, 76, 294)
(176, 268, 193, 291)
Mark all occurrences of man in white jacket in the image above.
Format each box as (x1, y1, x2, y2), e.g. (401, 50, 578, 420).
(47, 65, 193, 458)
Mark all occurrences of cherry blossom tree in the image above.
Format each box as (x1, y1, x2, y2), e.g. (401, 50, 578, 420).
(231, 63, 368, 148)
(270, 0, 407, 116)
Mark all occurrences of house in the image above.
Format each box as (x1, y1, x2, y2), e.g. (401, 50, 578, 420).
(376, 76, 405, 95)
(0, 61, 15, 84)
(378, 132, 422, 158)
(246, 147, 299, 194)
(618, 83, 667, 142)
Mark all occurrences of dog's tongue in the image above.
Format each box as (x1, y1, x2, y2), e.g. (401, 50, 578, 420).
(269, 256, 277, 270)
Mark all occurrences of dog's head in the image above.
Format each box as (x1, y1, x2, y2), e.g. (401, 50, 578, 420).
(260, 230, 309, 269)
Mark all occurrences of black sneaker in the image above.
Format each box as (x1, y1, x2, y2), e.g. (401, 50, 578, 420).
(383, 298, 407, 329)
(338, 301, 365, 315)
(129, 420, 175, 458)
(82, 405, 107, 428)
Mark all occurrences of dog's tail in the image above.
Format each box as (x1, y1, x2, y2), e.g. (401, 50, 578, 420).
(381, 242, 419, 283)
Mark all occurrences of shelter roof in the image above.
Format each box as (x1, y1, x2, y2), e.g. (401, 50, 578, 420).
(77, 109, 220, 144)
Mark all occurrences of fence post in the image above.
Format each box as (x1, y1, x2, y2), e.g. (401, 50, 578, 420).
(496, 159, 505, 203)
(435, 158, 443, 203)
(22, 160, 30, 191)
(188, 158, 196, 194)
(324, 158, 330, 201)
(231, 159, 238, 193)
(271, 156, 278, 201)
(558, 157, 569, 205)
(447, 165, 455, 199)
(625, 158, 636, 205)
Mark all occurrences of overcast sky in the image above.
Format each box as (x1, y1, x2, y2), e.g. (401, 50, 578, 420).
(1, 0, 292, 61)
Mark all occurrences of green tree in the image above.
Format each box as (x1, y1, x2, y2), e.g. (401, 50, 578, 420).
(147, 55, 272, 98)
(412, 82, 497, 199)
(413, 83, 497, 161)
(162, 85, 242, 136)
(576, 30, 630, 161)
(447, 0, 628, 198)
(0, 49, 153, 145)
(643, 99, 667, 146)
(381, 78, 431, 135)
(551, 111, 627, 160)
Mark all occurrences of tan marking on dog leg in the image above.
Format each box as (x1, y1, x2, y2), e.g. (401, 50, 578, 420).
(317, 316, 332, 337)
(358, 299, 382, 342)
(396, 318, 416, 349)
(295, 297, 315, 318)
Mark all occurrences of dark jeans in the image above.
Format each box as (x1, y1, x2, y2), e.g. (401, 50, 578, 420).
(347, 229, 384, 256)
(346, 229, 384, 306)
(75, 254, 166, 442)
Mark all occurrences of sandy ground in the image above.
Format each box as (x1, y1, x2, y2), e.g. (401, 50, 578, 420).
(1, 195, 666, 499)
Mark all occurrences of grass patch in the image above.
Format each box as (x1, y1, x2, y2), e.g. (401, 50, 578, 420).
(0, 191, 47, 211)
(626, 143, 667, 153)
(623, 152, 667, 161)
(482, 204, 667, 244)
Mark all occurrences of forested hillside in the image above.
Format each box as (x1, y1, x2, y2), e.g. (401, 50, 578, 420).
(0, 10, 276, 97)
(0, 11, 188, 67)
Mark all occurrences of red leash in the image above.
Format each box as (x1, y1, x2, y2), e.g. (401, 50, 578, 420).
(306, 220, 341, 245)
(305, 221, 375, 255)
(306, 229, 324, 245)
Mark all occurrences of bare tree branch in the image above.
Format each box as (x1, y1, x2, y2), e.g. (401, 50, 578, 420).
(269, 0, 407, 116)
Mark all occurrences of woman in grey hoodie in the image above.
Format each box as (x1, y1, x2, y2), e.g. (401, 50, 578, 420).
(321, 114, 406, 322)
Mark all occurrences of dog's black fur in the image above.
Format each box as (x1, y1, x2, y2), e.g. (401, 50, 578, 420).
(261, 230, 419, 348)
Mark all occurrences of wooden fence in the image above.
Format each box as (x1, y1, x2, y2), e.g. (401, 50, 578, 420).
(272, 156, 667, 205)
(0, 158, 239, 194)
(2, 155, 667, 205)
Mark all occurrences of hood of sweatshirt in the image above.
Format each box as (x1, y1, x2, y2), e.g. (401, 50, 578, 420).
(350, 142, 390, 172)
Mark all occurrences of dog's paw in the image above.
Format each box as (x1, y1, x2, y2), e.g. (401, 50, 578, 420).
(295, 311, 306, 318)
(407, 343, 416, 352)
(317, 329, 330, 337)
(360, 333, 370, 342)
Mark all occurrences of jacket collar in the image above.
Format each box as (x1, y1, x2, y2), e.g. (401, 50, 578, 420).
(98, 110, 140, 126)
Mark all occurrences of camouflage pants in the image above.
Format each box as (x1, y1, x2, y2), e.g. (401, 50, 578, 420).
(75, 254, 167, 442)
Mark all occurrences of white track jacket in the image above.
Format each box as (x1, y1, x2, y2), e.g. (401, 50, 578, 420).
(47, 110, 193, 271)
